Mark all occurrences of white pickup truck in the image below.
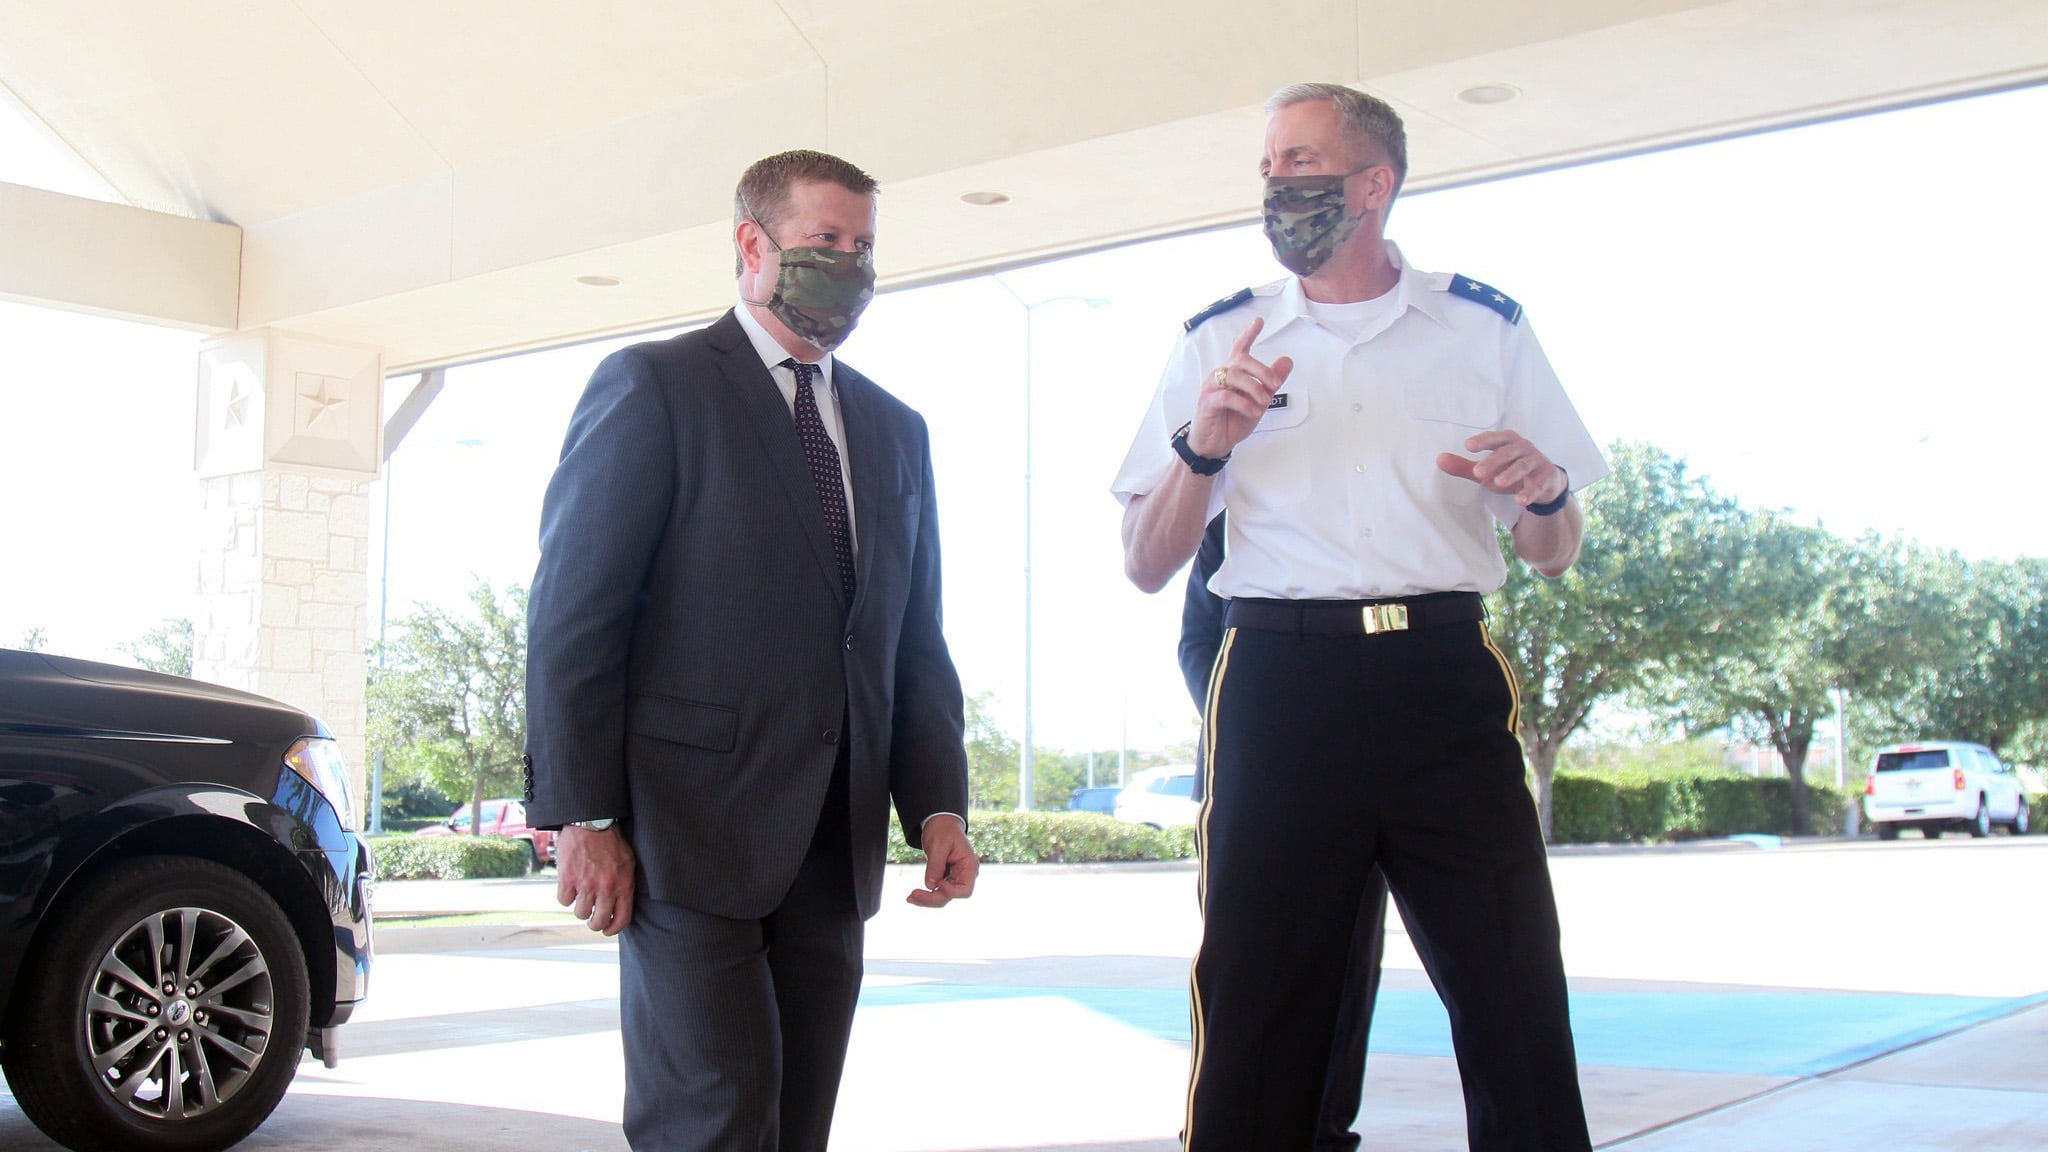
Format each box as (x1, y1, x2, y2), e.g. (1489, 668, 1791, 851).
(1862, 741, 2030, 839)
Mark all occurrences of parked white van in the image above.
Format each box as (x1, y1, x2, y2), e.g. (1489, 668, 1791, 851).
(1862, 741, 2030, 840)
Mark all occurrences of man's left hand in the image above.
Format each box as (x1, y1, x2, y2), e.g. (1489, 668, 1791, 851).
(907, 814, 978, 908)
(1437, 430, 1566, 509)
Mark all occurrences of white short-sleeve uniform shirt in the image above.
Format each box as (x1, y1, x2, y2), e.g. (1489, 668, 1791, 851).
(1111, 242, 1608, 600)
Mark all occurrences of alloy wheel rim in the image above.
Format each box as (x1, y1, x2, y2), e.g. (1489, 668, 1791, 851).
(85, 906, 274, 1120)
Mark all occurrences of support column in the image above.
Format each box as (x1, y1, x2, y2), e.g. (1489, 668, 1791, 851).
(192, 330, 383, 811)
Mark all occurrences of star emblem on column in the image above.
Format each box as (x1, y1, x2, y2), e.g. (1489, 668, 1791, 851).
(297, 374, 348, 433)
(222, 378, 252, 429)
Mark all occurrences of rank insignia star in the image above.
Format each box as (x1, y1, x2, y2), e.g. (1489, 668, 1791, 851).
(1448, 273, 1523, 325)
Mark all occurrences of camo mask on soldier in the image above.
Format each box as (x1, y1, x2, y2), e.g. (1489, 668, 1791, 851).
(745, 219, 876, 351)
(1261, 165, 1372, 278)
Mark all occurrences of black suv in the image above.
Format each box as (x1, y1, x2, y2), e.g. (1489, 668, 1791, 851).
(0, 647, 372, 1152)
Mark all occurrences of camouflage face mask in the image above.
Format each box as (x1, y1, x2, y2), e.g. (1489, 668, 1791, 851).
(1262, 166, 1370, 278)
(747, 221, 877, 351)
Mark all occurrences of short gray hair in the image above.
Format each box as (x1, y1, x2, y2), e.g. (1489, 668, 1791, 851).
(1265, 83, 1408, 196)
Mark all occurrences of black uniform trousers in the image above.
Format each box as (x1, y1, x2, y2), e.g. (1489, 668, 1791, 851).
(619, 742, 861, 1152)
(1183, 610, 1590, 1152)
(1316, 874, 1388, 1152)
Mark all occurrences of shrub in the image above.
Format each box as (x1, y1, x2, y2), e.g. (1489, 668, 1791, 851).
(1551, 771, 1859, 843)
(885, 810, 1197, 864)
(369, 833, 533, 879)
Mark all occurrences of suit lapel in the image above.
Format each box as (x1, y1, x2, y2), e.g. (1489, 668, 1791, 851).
(705, 311, 848, 611)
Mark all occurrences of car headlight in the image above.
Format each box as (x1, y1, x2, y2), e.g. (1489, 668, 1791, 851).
(284, 736, 358, 832)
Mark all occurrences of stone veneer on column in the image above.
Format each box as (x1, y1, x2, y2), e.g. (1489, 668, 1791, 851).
(193, 470, 372, 784)
(193, 330, 383, 811)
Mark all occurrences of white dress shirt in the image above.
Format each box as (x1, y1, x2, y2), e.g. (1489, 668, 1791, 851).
(735, 302, 858, 557)
(1111, 243, 1608, 600)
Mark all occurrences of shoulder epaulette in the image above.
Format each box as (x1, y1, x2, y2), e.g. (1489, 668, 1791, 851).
(1446, 274, 1522, 325)
(1183, 288, 1253, 333)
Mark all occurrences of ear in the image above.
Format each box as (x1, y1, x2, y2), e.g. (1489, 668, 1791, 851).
(1360, 165, 1397, 213)
(736, 218, 768, 275)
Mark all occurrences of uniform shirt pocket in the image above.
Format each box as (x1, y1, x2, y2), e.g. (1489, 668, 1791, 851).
(1231, 390, 1314, 507)
(1405, 378, 1502, 506)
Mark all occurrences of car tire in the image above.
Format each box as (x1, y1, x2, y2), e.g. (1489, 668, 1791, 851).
(2011, 801, 2030, 836)
(1876, 822, 1900, 841)
(1969, 800, 1991, 838)
(1, 856, 310, 1152)
(1921, 825, 1940, 839)
(528, 839, 546, 872)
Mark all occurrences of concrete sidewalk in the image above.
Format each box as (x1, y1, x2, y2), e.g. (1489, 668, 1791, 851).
(9, 842, 2035, 1151)
(344, 842, 2048, 1151)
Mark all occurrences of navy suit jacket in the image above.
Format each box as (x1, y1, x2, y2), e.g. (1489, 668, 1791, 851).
(524, 310, 968, 920)
(1179, 513, 1229, 711)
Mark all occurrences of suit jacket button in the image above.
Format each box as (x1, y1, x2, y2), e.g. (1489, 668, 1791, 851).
(821, 728, 840, 744)
(844, 634, 855, 650)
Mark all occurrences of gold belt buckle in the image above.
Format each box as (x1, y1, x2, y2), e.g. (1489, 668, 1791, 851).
(1361, 603, 1410, 634)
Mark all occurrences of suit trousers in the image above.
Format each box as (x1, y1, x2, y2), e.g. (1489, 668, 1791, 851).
(620, 747, 862, 1152)
(1184, 621, 1590, 1152)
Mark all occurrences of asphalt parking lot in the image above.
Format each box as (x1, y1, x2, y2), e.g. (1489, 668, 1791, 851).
(3, 835, 2042, 1151)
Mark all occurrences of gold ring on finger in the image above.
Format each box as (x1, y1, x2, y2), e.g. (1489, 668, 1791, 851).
(1211, 367, 1229, 389)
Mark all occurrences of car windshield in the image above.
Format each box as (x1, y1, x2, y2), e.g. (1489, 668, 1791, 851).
(1158, 775, 1195, 798)
(1876, 750, 1951, 772)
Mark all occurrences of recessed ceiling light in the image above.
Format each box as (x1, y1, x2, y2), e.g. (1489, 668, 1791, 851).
(576, 274, 621, 287)
(959, 191, 1011, 206)
(1456, 83, 1521, 106)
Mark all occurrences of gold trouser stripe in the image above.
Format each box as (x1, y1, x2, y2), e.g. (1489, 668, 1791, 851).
(1183, 626, 1237, 1150)
(1478, 620, 1522, 738)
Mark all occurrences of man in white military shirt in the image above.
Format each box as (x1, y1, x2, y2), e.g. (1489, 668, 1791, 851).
(1113, 83, 1608, 1151)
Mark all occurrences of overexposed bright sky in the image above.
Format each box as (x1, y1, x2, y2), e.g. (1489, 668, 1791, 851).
(4, 83, 2046, 755)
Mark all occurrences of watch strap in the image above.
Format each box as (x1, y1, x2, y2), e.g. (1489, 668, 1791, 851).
(1171, 421, 1229, 476)
(1527, 467, 1570, 517)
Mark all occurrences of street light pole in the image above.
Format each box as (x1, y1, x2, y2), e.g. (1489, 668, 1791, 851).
(370, 451, 393, 836)
(367, 424, 476, 834)
(990, 280, 1107, 812)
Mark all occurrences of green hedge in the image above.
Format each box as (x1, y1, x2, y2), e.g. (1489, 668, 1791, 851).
(2030, 793, 2047, 833)
(1551, 771, 1855, 844)
(885, 810, 1197, 864)
(368, 833, 534, 879)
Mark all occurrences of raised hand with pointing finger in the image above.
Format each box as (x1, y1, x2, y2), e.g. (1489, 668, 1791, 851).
(1187, 317, 1295, 460)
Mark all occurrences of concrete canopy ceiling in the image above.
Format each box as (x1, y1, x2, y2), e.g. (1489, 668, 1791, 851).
(2, 0, 2044, 371)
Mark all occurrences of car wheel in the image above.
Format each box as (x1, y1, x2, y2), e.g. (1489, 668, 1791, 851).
(2, 857, 310, 1152)
(1969, 801, 1991, 838)
(2011, 801, 2030, 836)
(1876, 822, 1900, 841)
(528, 840, 546, 871)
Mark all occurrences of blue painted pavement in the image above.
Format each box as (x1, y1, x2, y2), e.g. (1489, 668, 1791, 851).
(857, 982, 2045, 1078)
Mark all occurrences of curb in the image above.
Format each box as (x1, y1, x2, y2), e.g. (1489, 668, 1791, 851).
(377, 920, 601, 954)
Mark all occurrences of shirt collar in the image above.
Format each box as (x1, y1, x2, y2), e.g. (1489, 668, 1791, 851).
(1272, 241, 1429, 338)
(733, 301, 833, 384)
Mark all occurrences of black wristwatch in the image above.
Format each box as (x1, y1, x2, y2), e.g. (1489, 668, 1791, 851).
(1171, 422, 1230, 476)
(1527, 468, 1570, 517)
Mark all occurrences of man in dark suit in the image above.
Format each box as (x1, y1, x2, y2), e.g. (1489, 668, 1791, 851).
(1180, 512, 1390, 1152)
(524, 149, 977, 1152)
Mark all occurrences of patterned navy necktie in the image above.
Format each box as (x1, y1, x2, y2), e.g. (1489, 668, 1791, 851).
(784, 359, 856, 602)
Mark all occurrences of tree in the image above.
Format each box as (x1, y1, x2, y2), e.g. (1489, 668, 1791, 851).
(367, 581, 529, 833)
(962, 691, 1020, 809)
(1654, 517, 1874, 832)
(14, 627, 47, 652)
(1876, 555, 2048, 755)
(120, 617, 193, 677)
(1487, 442, 1751, 839)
